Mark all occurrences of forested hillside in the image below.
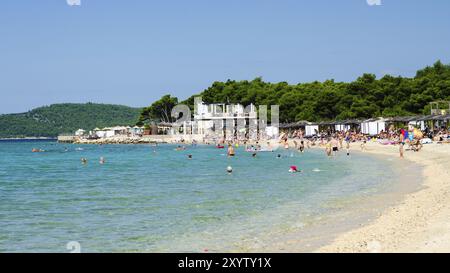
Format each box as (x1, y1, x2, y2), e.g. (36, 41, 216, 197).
(0, 103, 140, 138)
(140, 61, 450, 124)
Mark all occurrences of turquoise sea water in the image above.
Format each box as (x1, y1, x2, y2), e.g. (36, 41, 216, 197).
(0, 141, 411, 252)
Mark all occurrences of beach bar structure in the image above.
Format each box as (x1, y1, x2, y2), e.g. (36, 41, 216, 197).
(436, 114, 450, 129)
(314, 119, 362, 134)
(280, 119, 365, 136)
(335, 119, 362, 132)
(416, 114, 450, 131)
(279, 121, 319, 137)
(385, 115, 430, 131)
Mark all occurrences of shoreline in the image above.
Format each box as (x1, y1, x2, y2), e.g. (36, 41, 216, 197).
(245, 144, 424, 253)
(314, 141, 450, 252)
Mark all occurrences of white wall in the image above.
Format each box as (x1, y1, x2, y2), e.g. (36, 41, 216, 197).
(305, 125, 319, 136)
(335, 124, 350, 132)
(265, 126, 279, 138)
(361, 121, 385, 135)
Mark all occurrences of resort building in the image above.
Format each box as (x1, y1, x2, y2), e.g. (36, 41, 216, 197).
(193, 99, 258, 140)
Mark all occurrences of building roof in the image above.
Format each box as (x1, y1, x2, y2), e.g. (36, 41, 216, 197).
(435, 114, 450, 121)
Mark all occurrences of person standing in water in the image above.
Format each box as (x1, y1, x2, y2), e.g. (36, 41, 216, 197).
(325, 139, 332, 157)
(227, 144, 235, 157)
(345, 139, 350, 156)
(331, 137, 339, 156)
(299, 141, 305, 153)
(345, 132, 351, 156)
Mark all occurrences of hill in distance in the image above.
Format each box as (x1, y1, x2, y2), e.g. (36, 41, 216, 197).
(0, 103, 141, 138)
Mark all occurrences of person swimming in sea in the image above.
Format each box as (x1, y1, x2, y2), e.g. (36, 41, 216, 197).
(252, 152, 257, 158)
(175, 145, 186, 151)
(289, 166, 301, 173)
(99, 157, 105, 164)
(187, 154, 193, 159)
(81, 158, 87, 164)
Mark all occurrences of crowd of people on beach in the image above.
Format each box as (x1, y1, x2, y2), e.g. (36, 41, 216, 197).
(280, 124, 450, 158)
(30, 123, 449, 172)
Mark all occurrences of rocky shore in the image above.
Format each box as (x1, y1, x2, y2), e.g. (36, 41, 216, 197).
(73, 136, 168, 145)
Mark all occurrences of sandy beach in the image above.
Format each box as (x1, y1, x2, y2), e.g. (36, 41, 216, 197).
(314, 141, 450, 253)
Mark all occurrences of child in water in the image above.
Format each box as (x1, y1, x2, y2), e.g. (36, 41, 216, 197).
(227, 144, 235, 157)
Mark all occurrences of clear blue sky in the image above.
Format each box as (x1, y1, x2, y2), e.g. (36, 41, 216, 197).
(1, 0, 449, 114)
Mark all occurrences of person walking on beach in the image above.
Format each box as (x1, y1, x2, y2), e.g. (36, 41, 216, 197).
(399, 131, 405, 158)
(360, 139, 366, 151)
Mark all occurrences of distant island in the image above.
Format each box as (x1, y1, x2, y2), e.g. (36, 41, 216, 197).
(0, 103, 140, 138)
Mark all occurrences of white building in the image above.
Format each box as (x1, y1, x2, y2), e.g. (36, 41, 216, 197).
(75, 129, 86, 136)
(335, 124, 351, 132)
(94, 126, 129, 138)
(305, 124, 319, 136)
(129, 126, 144, 136)
(193, 99, 258, 139)
(361, 118, 387, 135)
